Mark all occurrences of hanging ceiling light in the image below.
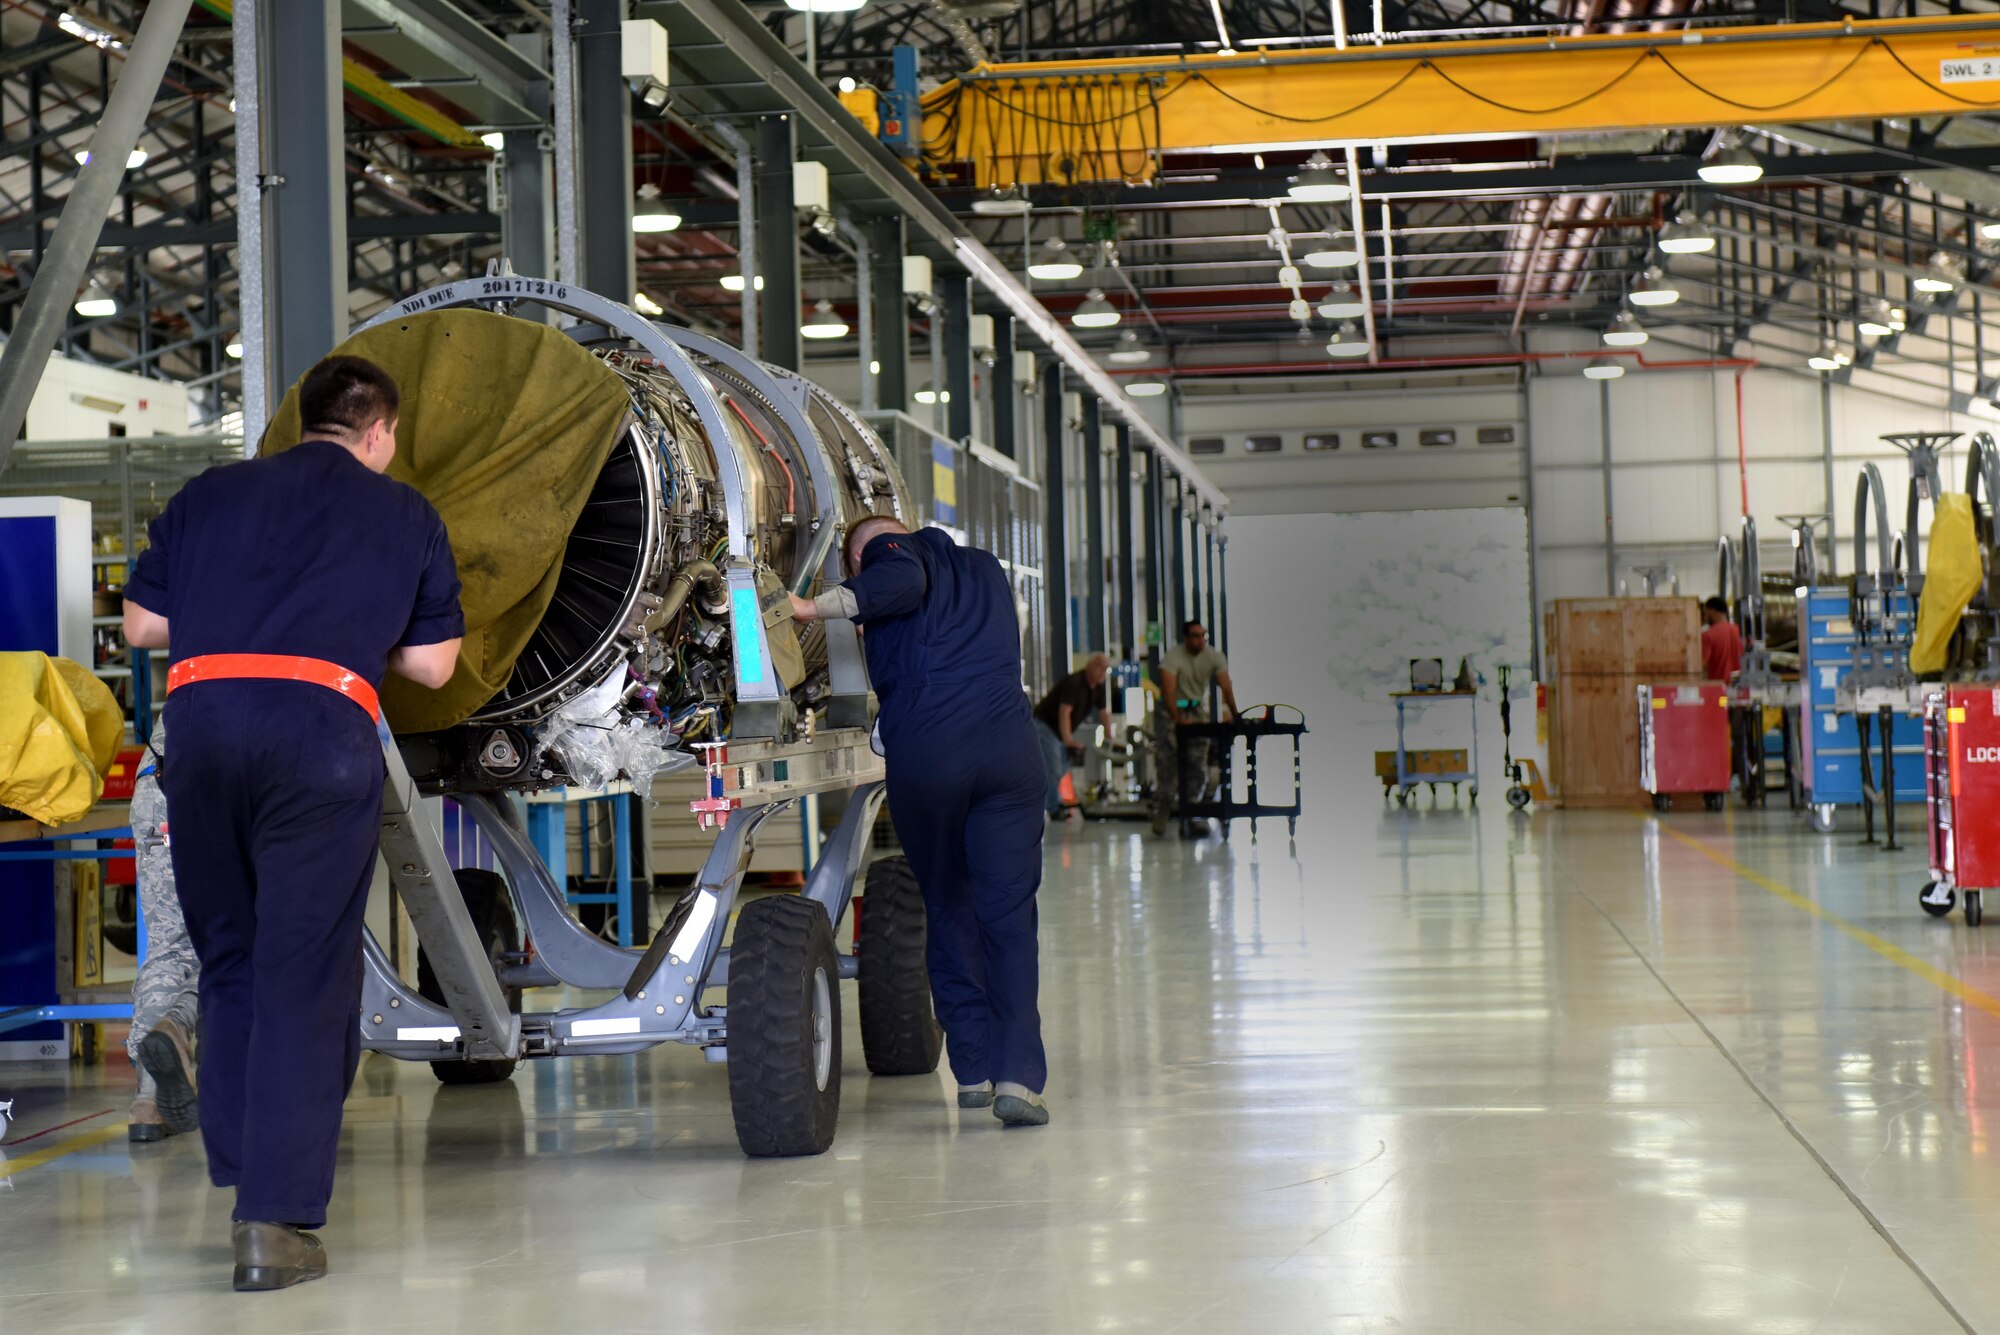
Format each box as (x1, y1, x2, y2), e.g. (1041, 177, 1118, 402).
(632, 183, 682, 233)
(633, 291, 665, 317)
(1583, 357, 1625, 380)
(913, 386, 951, 405)
(1915, 252, 1963, 294)
(969, 183, 1031, 215)
(719, 273, 765, 292)
(73, 277, 117, 318)
(1318, 282, 1366, 319)
(1276, 263, 1302, 289)
(1697, 135, 1763, 186)
(1126, 380, 1168, 397)
(1071, 288, 1122, 328)
(57, 11, 123, 49)
(1627, 268, 1681, 307)
(1602, 311, 1649, 347)
(1657, 213, 1716, 255)
(1889, 305, 1908, 331)
(1302, 243, 1361, 268)
(1807, 340, 1843, 372)
(1325, 320, 1371, 358)
(1288, 151, 1351, 203)
(1857, 298, 1894, 337)
(801, 299, 850, 339)
(1027, 235, 1083, 281)
(224, 335, 244, 360)
(1288, 297, 1311, 322)
(785, 0, 867, 11)
(480, 131, 505, 151)
(75, 147, 148, 169)
(1983, 220, 2000, 241)
(1106, 329, 1151, 364)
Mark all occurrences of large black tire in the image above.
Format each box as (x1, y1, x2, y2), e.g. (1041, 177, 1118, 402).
(857, 857, 943, 1077)
(727, 895, 842, 1157)
(417, 868, 523, 1085)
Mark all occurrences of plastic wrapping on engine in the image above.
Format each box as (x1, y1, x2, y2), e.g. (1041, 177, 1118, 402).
(540, 707, 699, 797)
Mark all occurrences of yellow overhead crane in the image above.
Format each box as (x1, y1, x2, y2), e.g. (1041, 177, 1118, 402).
(917, 15, 2000, 189)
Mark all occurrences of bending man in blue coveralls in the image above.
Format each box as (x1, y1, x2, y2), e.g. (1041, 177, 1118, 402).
(790, 517, 1051, 1126)
(123, 356, 464, 1290)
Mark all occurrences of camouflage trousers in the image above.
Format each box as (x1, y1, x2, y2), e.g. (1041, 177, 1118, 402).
(1152, 704, 1214, 819)
(128, 767, 198, 1098)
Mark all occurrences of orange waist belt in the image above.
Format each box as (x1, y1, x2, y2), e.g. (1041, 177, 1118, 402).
(166, 654, 380, 724)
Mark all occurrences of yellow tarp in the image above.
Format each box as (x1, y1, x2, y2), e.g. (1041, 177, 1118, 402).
(0, 652, 123, 825)
(261, 310, 632, 732)
(1912, 491, 1984, 675)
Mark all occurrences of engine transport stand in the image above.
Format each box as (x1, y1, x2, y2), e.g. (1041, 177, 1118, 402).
(359, 723, 928, 1157)
(1638, 683, 1731, 811)
(1388, 690, 1479, 806)
(1917, 686, 2000, 926)
(1175, 705, 1307, 840)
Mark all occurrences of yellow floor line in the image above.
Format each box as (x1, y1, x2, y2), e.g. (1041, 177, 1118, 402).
(0, 1123, 125, 1179)
(1650, 819, 2000, 1022)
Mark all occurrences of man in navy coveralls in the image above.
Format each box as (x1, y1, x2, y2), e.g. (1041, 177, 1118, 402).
(123, 355, 464, 1289)
(790, 516, 1051, 1126)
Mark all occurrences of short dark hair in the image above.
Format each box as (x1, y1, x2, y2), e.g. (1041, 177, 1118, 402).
(301, 355, 400, 433)
(1183, 620, 1204, 636)
(1704, 595, 1728, 614)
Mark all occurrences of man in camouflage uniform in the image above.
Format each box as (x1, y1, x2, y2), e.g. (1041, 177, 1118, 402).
(127, 719, 200, 1143)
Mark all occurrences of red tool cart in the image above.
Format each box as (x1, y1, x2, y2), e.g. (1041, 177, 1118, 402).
(1920, 686, 2000, 925)
(1637, 683, 1730, 811)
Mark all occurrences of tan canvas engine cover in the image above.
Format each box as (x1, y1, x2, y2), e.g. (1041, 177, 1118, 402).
(0, 652, 123, 825)
(261, 311, 632, 732)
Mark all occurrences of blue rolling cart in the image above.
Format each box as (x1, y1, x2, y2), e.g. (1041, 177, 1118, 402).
(1798, 587, 1924, 831)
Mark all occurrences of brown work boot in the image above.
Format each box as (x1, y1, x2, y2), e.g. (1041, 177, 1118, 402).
(138, 1016, 198, 1137)
(128, 1096, 166, 1143)
(232, 1221, 328, 1291)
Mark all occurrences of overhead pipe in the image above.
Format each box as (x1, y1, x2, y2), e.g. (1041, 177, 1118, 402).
(1097, 349, 1758, 376)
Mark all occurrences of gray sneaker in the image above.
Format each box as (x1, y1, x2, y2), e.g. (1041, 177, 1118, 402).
(993, 1095, 1050, 1127)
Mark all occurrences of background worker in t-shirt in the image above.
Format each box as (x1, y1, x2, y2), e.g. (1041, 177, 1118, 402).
(1154, 621, 1241, 837)
(1032, 653, 1110, 820)
(1701, 596, 1743, 682)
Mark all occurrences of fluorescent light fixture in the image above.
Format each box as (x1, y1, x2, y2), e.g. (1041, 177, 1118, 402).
(632, 183, 681, 233)
(1697, 137, 1763, 185)
(1602, 311, 1649, 347)
(1071, 288, 1122, 328)
(225, 336, 244, 360)
(633, 291, 664, 316)
(801, 299, 850, 340)
(913, 386, 951, 405)
(1106, 330, 1151, 364)
(970, 184, 1032, 216)
(1807, 340, 1843, 372)
(1888, 305, 1908, 332)
(1582, 357, 1625, 380)
(1276, 263, 1301, 288)
(1288, 151, 1350, 203)
(480, 131, 505, 151)
(1916, 253, 1962, 294)
(1126, 380, 1168, 396)
(1027, 235, 1083, 282)
(1857, 302, 1893, 338)
(1657, 213, 1716, 255)
(1627, 268, 1680, 307)
(1325, 320, 1370, 358)
(58, 11, 123, 49)
(1303, 245, 1361, 268)
(74, 147, 147, 169)
(1318, 282, 1366, 319)
(73, 277, 116, 318)
(719, 273, 765, 292)
(1983, 221, 2000, 241)
(785, 0, 867, 10)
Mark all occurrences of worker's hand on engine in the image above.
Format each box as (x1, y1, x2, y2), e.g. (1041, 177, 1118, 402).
(788, 594, 819, 622)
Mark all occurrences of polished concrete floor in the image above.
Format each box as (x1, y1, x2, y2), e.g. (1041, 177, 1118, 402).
(6, 768, 2000, 1331)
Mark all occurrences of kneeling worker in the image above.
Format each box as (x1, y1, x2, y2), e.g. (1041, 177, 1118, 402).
(123, 355, 464, 1290)
(790, 517, 1051, 1126)
(1033, 652, 1109, 820)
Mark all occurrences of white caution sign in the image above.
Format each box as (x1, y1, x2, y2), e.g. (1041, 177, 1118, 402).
(1941, 56, 2000, 83)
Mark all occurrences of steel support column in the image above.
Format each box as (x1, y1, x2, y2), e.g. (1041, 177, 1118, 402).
(1142, 446, 1162, 670)
(942, 272, 974, 442)
(990, 311, 1016, 459)
(577, 0, 634, 302)
(1204, 520, 1218, 647)
(499, 35, 553, 283)
(1042, 360, 1070, 682)
(1218, 531, 1229, 658)
(261, 0, 348, 405)
(867, 215, 907, 412)
(756, 116, 802, 371)
(1171, 479, 1188, 634)
(1116, 424, 1135, 660)
(1082, 395, 1105, 655)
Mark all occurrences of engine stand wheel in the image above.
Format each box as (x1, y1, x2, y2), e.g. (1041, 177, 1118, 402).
(728, 894, 843, 1157)
(1651, 793, 1671, 813)
(857, 857, 943, 1076)
(1809, 803, 1837, 834)
(1919, 880, 1958, 919)
(417, 868, 523, 1086)
(1969, 890, 1985, 928)
(1505, 785, 1531, 811)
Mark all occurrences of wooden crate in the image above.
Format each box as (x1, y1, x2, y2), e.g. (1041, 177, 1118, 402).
(1549, 673, 1703, 805)
(1374, 749, 1471, 784)
(1547, 598, 1700, 677)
